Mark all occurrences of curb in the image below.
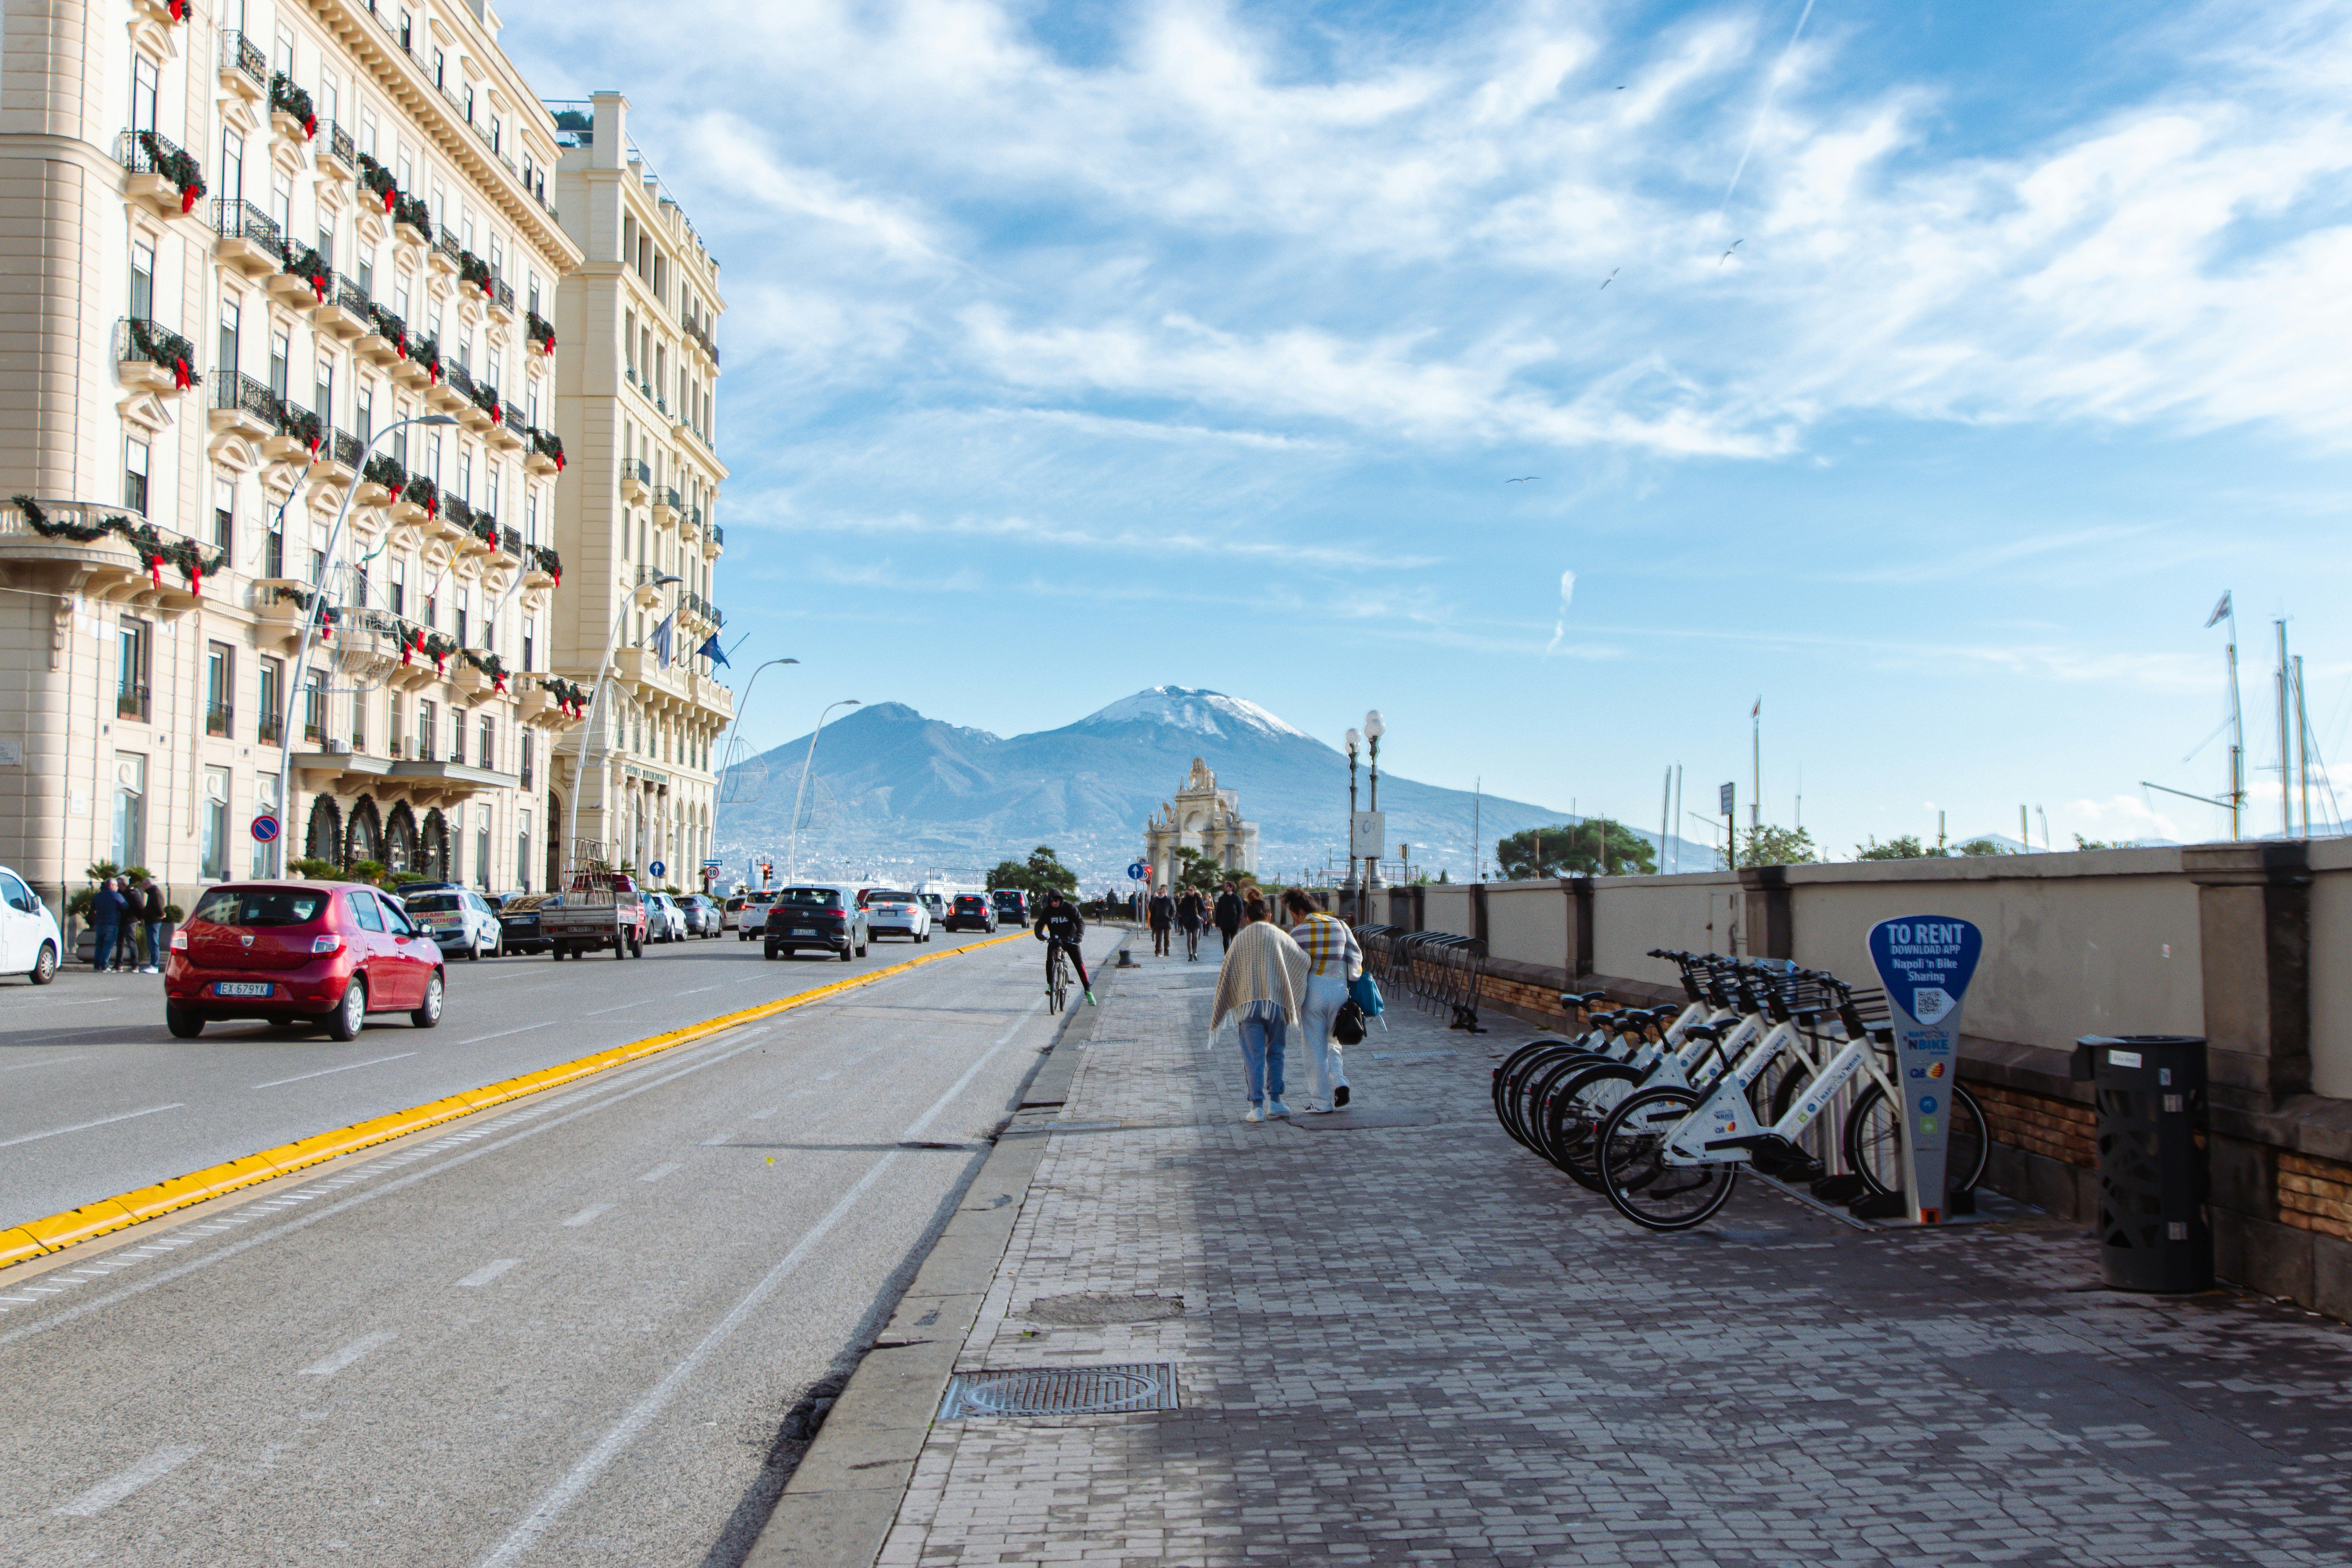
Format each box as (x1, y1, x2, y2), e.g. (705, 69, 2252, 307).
(743, 941, 1121, 1568)
(0, 932, 1026, 1270)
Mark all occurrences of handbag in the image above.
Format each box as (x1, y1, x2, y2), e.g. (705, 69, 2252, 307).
(1332, 998, 1367, 1046)
(1348, 971, 1384, 1018)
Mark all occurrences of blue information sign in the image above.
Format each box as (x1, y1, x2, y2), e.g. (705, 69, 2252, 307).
(648, 860, 666, 879)
(1865, 915, 1985, 1224)
(1126, 861, 1148, 881)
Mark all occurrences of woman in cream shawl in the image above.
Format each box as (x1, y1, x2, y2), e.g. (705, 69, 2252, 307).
(1209, 891, 1311, 1122)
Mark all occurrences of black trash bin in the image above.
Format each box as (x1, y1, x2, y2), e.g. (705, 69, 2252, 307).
(2073, 1034, 2212, 1292)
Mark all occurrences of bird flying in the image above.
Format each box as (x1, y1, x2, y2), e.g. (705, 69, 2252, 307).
(1601, 268, 1617, 289)
(1506, 477, 1539, 484)
(1720, 240, 1742, 263)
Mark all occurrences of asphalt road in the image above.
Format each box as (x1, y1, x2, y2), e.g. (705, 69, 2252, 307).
(0, 924, 1019, 1226)
(0, 924, 1116, 1567)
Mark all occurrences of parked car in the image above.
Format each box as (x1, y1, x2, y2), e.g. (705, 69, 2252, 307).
(645, 892, 689, 943)
(165, 881, 445, 1040)
(677, 894, 722, 937)
(943, 893, 997, 933)
(990, 889, 1030, 928)
(0, 864, 62, 985)
(497, 891, 557, 955)
(762, 886, 869, 962)
(866, 890, 931, 943)
(403, 887, 503, 960)
(542, 869, 648, 959)
(729, 890, 780, 940)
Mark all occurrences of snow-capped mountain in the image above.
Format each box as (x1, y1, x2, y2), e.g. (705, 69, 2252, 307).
(712, 687, 1691, 885)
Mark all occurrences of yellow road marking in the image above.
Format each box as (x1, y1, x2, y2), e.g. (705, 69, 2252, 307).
(0, 933, 1025, 1269)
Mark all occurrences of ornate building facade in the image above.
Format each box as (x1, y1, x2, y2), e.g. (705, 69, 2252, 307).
(1141, 758, 1259, 887)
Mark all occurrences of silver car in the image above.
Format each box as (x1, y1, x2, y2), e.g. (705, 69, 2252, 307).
(645, 892, 690, 942)
(403, 888, 502, 960)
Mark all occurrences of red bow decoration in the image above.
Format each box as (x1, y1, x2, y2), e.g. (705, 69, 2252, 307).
(306, 432, 322, 455)
(381, 187, 396, 212)
(310, 272, 327, 303)
(168, 0, 185, 18)
(549, 567, 561, 587)
(491, 673, 508, 694)
(303, 115, 318, 140)
(189, 562, 203, 598)
(427, 363, 441, 385)
(423, 495, 438, 519)
(552, 451, 564, 472)
(171, 358, 192, 390)
(145, 553, 164, 590)
(489, 403, 503, 425)
(179, 184, 198, 214)
(431, 652, 448, 675)
(481, 278, 495, 298)
(399, 629, 417, 666)
(394, 335, 408, 360)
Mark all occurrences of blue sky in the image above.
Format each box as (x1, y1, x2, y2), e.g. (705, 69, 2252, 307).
(509, 0, 2352, 860)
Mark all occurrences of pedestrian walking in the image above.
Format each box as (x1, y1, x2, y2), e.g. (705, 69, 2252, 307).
(138, 875, 165, 973)
(1147, 884, 1174, 957)
(1209, 890, 1308, 1122)
(1283, 887, 1362, 1113)
(91, 877, 125, 973)
(1213, 881, 1242, 952)
(1176, 886, 1205, 961)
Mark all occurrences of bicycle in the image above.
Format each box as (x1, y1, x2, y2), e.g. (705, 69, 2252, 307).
(1046, 942, 1070, 1014)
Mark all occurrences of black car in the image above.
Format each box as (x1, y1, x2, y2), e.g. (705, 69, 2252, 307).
(991, 889, 1030, 927)
(943, 894, 997, 933)
(764, 886, 870, 962)
(498, 892, 557, 955)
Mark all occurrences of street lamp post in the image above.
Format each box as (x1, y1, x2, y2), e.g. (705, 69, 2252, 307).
(714, 656, 800, 804)
(785, 699, 858, 886)
(272, 413, 459, 870)
(1363, 709, 1385, 891)
(1343, 727, 1361, 902)
(561, 570, 683, 882)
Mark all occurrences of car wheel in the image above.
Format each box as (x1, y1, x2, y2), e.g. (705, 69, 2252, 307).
(839, 944, 853, 963)
(467, 937, 482, 961)
(630, 935, 643, 957)
(764, 943, 778, 960)
(326, 979, 366, 1042)
(613, 937, 628, 960)
(857, 940, 867, 957)
(411, 970, 445, 1029)
(165, 1004, 204, 1039)
(30, 942, 58, 985)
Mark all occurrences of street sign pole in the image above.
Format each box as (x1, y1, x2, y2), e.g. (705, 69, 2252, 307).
(1866, 916, 1985, 1225)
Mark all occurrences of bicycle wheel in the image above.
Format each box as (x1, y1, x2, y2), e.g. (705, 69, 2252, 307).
(1520, 1051, 1604, 1158)
(1539, 1061, 1644, 1192)
(1497, 1044, 1591, 1149)
(1595, 1085, 1739, 1231)
(1842, 1081, 1988, 1200)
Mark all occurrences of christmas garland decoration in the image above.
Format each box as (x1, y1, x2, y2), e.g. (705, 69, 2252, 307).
(467, 515, 499, 551)
(525, 311, 556, 356)
(462, 649, 510, 693)
(362, 453, 406, 493)
(467, 380, 502, 421)
(280, 241, 331, 303)
(280, 586, 341, 641)
(402, 475, 439, 519)
(541, 677, 592, 719)
(413, 334, 442, 385)
(12, 497, 229, 594)
(269, 73, 318, 140)
(392, 192, 434, 243)
(136, 131, 205, 214)
(458, 252, 494, 296)
(529, 427, 565, 472)
(274, 400, 323, 454)
(421, 631, 459, 675)
(165, 0, 189, 21)
(356, 152, 399, 213)
(367, 303, 410, 358)
(124, 318, 200, 390)
(530, 544, 563, 585)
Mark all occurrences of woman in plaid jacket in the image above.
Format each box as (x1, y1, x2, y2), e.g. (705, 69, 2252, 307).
(1281, 887, 1361, 1113)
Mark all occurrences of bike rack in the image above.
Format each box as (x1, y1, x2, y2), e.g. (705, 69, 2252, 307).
(1368, 928, 1486, 1033)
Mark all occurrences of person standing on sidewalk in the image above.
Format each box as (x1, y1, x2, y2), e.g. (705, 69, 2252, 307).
(1147, 885, 1174, 956)
(91, 878, 125, 973)
(137, 876, 166, 973)
(1176, 885, 1205, 961)
(1283, 887, 1361, 1113)
(1210, 891, 1308, 1123)
(1213, 881, 1242, 953)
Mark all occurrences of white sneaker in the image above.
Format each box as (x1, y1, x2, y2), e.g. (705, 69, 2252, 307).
(1267, 1099, 1292, 1118)
(1243, 1105, 1264, 1123)
(1299, 1100, 1333, 1114)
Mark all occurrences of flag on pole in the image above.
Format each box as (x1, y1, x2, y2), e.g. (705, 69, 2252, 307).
(2205, 591, 2232, 629)
(697, 633, 729, 668)
(650, 612, 675, 668)
(1751, 697, 1761, 718)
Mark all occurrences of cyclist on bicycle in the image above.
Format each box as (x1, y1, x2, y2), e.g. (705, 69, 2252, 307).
(1033, 889, 1096, 1006)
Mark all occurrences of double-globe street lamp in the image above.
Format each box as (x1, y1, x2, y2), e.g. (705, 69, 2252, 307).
(784, 698, 858, 886)
(272, 412, 460, 868)
(561, 571, 685, 881)
(1362, 709, 1385, 893)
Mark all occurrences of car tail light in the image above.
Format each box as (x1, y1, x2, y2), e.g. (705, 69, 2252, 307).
(170, 929, 188, 951)
(312, 935, 345, 955)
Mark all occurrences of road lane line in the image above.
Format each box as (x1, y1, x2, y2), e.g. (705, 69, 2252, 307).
(699, 1131, 731, 1146)
(253, 1053, 417, 1089)
(638, 1162, 682, 1183)
(0, 1103, 183, 1150)
(53, 1444, 201, 1516)
(0, 1054, 91, 1073)
(300, 1330, 395, 1376)
(457, 1259, 521, 1288)
(561, 1203, 614, 1228)
(585, 998, 663, 1016)
(456, 1020, 555, 1046)
(475, 990, 1047, 1568)
(748, 1107, 779, 1120)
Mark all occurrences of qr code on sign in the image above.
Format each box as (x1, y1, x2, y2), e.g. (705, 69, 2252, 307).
(1913, 986, 1954, 1024)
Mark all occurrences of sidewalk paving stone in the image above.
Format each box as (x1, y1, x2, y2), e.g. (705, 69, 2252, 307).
(873, 955, 2352, 1566)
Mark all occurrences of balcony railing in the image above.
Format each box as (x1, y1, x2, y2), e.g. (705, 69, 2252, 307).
(631, 459, 651, 486)
(330, 276, 372, 318)
(116, 318, 200, 383)
(494, 279, 515, 314)
(205, 703, 234, 737)
(660, 486, 682, 513)
(326, 121, 357, 171)
(501, 525, 523, 558)
(220, 29, 267, 91)
(435, 229, 465, 268)
(211, 198, 281, 251)
(258, 712, 283, 746)
(328, 428, 363, 470)
(709, 523, 722, 548)
(443, 360, 475, 399)
(118, 683, 151, 722)
(116, 129, 205, 201)
(213, 370, 278, 424)
(503, 399, 525, 432)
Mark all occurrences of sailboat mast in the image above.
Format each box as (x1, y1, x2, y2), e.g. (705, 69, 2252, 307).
(2226, 604, 2244, 841)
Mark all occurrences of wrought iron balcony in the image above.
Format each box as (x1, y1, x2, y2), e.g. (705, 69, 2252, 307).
(213, 370, 278, 423)
(116, 318, 200, 385)
(443, 360, 476, 399)
(220, 30, 267, 91)
(211, 198, 281, 250)
(326, 122, 357, 171)
(205, 702, 234, 737)
(118, 682, 151, 722)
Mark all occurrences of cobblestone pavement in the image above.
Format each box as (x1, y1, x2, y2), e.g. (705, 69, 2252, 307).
(875, 954, 2352, 1567)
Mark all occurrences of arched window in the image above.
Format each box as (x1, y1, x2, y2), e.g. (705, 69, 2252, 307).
(305, 795, 343, 866)
(345, 796, 383, 866)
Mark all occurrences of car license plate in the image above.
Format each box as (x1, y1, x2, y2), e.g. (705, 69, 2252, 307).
(793, 927, 817, 936)
(215, 981, 272, 997)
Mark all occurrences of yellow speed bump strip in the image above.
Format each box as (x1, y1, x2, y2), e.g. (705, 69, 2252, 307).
(0, 932, 1027, 1269)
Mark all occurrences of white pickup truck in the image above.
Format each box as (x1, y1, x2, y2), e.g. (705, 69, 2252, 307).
(541, 869, 649, 960)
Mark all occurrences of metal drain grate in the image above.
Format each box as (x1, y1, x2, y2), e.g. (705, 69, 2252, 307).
(938, 1363, 1178, 1419)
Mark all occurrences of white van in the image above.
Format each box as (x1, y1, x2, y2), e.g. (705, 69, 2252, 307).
(1, 866, 63, 983)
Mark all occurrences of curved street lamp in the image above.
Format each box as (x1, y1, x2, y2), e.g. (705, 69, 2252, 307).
(785, 699, 858, 885)
(272, 412, 459, 868)
(561, 571, 684, 880)
(714, 656, 800, 806)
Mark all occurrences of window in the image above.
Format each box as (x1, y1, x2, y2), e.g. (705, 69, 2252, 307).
(521, 617, 534, 672)
(303, 670, 325, 744)
(205, 642, 234, 735)
(270, 330, 290, 399)
(356, 385, 373, 447)
(475, 806, 490, 889)
(527, 273, 541, 316)
(132, 54, 161, 132)
(112, 753, 147, 867)
(389, 555, 405, 617)
(396, 8, 412, 51)
(130, 241, 154, 321)
(519, 730, 533, 789)
(123, 437, 149, 516)
(201, 768, 230, 880)
(273, 24, 294, 78)
(117, 619, 151, 721)
(478, 714, 494, 770)
(220, 131, 244, 202)
(252, 773, 281, 875)
(455, 592, 467, 648)
(417, 699, 436, 762)
(270, 171, 293, 237)
(314, 356, 334, 431)
(348, 889, 384, 931)
(264, 515, 283, 579)
(485, 466, 499, 523)
(517, 808, 530, 893)
(318, 218, 335, 275)
(356, 243, 373, 299)
(424, 589, 437, 630)
(258, 657, 283, 744)
(319, 76, 338, 132)
(523, 491, 536, 547)
(360, 105, 377, 156)
(218, 296, 239, 379)
(432, 48, 445, 88)
(464, 83, 475, 123)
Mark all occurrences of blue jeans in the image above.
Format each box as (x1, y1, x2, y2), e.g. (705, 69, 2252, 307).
(1238, 1013, 1287, 1104)
(93, 925, 118, 971)
(143, 924, 162, 967)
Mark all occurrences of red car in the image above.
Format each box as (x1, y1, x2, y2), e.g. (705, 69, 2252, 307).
(165, 880, 445, 1040)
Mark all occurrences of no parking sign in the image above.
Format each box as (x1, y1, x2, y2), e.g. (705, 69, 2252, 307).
(251, 813, 281, 843)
